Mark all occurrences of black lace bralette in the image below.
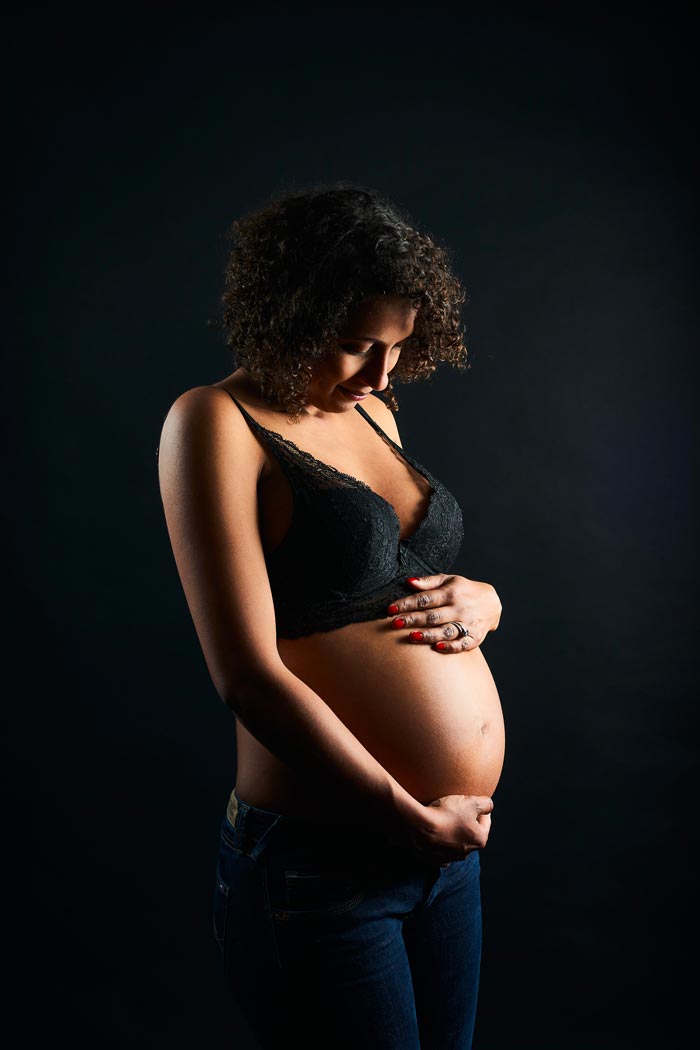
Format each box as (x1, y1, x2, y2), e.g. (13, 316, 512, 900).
(224, 391, 464, 639)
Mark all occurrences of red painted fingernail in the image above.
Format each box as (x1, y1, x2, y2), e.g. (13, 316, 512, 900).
(435, 642, 447, 650)
(406, 577, 420, 583)
(409, 631, 423, 641)
(387, 604, 399, 615)
(392, 618, 406, 629)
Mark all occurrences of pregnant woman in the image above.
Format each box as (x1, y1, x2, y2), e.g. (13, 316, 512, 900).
(158, 183, 505, 1049)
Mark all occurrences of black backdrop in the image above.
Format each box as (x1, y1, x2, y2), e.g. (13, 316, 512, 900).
(10, 6, 696, 1048)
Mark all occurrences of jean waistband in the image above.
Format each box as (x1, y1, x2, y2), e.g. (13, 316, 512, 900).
(223, 788, 417, 865)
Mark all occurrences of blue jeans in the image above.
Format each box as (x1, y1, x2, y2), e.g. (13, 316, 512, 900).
(213, 788, 483, 1049)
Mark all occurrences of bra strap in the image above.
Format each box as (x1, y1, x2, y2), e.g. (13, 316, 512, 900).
(218, 389, 302, 482)
(221, 389, 261, 426)
(354, 402, 397, 447)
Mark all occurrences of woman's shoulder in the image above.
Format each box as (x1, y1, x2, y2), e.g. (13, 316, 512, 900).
(157, 384, 265, 472)
(162, 382, 253, 427)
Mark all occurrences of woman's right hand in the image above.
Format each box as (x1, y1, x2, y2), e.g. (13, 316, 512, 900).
(403, 794, 494, 867)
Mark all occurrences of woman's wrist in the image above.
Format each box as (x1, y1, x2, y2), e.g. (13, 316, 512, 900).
(384, 777, 434, 837)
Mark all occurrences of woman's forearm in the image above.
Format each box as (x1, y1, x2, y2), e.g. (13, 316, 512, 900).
(227, 663, 430, 838)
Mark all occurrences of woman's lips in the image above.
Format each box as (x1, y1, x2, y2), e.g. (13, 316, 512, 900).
(339, 386, 371, 400)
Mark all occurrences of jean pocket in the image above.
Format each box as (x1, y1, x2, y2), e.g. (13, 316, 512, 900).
(212, 866, 230, 951)
(267, 862, 368, 922)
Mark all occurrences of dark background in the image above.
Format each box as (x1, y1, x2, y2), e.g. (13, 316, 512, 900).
(10, 5, 696, 1048)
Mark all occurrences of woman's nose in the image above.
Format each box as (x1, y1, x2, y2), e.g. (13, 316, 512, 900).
(358, 351, 393, 391)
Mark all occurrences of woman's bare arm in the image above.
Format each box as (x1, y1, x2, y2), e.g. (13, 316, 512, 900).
(157, 386, 431, 835)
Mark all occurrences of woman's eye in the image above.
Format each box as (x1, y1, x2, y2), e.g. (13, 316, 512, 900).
(337, 344, 369, 356)
(339, 344, 403, 356)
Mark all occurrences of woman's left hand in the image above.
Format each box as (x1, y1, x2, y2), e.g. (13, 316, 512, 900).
(386, 574, 502, 652)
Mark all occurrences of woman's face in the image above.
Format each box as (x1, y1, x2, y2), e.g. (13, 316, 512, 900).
(304, 295, 417, 416)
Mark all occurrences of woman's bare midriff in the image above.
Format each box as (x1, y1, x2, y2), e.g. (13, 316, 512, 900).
(234, 615, 505, 818)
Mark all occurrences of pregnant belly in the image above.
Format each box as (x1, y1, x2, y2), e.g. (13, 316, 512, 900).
(235, 617, 506, 814)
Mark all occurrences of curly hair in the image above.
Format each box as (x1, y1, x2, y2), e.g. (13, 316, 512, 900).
(215, 180, 470, 423)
